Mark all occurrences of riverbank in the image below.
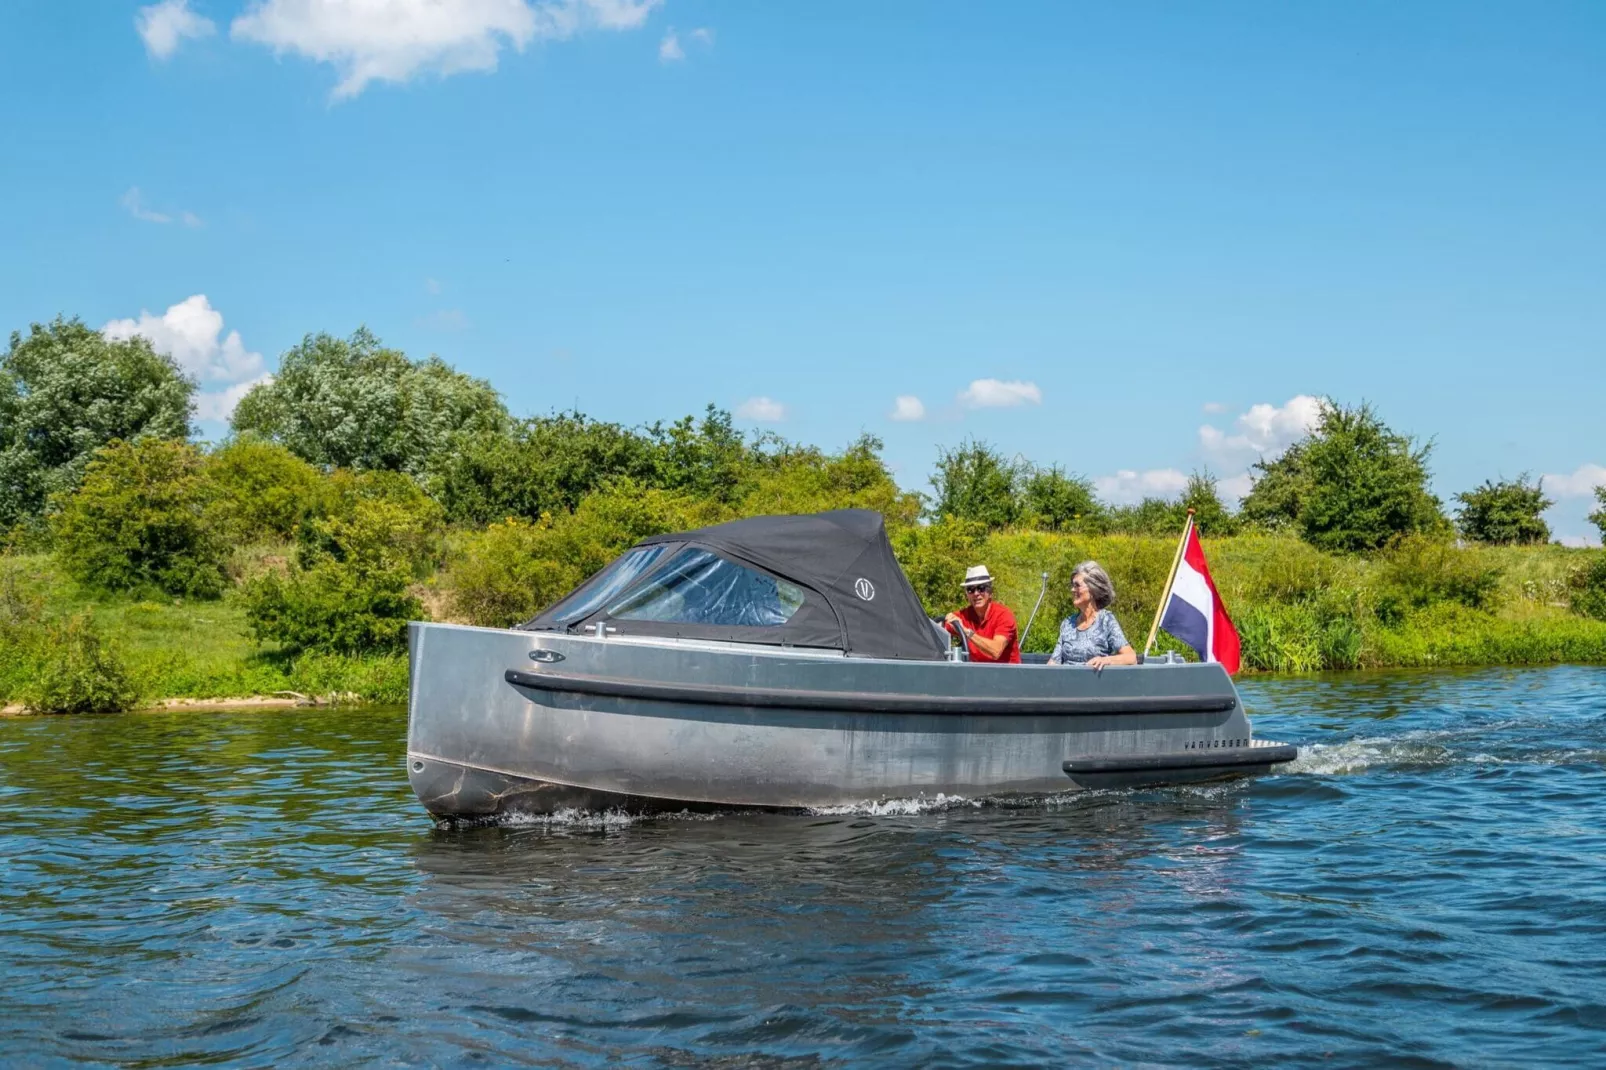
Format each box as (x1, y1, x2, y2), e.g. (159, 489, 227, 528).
(3, 534, 1604, 714)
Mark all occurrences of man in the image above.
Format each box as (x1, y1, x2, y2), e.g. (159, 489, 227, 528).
(944, 565, 1021, 663)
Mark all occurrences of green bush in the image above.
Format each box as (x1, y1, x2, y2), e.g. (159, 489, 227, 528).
(243, 469, 442, 654)
(1591, 487, 1606, 543)
(50, 438, 226, 599)
(243, 565, 420, 655)
(1019, 466, 1103, 533)
(927, 439, 1024, 529)
(1571, 554, 1606, 622)
(1454, 475, 1552, 545)
(203, 436, 322, 543)
(1373, 535, 1502, 625)
(23, 614, 140, 714)
(446, 518, 582, 628)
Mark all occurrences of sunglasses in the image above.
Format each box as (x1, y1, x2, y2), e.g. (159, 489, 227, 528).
(966, 586, 992, 596)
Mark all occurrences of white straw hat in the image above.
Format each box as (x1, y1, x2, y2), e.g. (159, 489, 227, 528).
(961, 565, 994, 589)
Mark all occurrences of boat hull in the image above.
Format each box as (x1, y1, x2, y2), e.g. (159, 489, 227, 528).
(406, 622, 1278, 821)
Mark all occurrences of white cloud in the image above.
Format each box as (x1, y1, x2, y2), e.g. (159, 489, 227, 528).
(194, 375, 273, 421)
(120, 187, 201, 226)
(137, 0, 216, 60)
(1201, 401, 1227, 414)
(958, 378, 1042, 409)
(1218, 471, 1256, 502)
(104, 295, 267, 421)
(889, 395, 925, 422)
(736, 396, 786, 422)
(660, 24, 712, 61)
(1542, 463, 1606, 498)
(232, 0, 662, 99)
(1094, 468, 1190, 506)
(1199, 394, 1322, 463)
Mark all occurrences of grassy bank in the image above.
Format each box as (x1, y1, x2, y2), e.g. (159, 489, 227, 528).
(968, 533, 1606, 671)
(3, 532, 1603, 715)
(0, 554, 407, 711)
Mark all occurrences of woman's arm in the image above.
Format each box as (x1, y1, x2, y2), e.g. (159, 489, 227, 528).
(1085, 645, 1137, 670)
(1047, 621, 1066, 665)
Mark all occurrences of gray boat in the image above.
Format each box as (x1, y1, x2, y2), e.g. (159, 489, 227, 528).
(406, 510, 1296, 822)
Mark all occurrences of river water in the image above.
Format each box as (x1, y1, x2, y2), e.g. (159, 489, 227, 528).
(1, 666, 1604, 1068)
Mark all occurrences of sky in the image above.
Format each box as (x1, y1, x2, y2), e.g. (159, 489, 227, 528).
(1, 0, 1602, 541)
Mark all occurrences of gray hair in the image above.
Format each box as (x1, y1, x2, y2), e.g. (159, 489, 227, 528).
(1072, 561, 1116, 609)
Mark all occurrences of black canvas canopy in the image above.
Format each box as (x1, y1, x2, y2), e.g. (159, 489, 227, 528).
(524, 509, 948, 661)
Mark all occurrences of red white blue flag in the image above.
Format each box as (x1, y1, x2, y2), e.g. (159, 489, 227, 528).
(1159, 524, 1241, 674)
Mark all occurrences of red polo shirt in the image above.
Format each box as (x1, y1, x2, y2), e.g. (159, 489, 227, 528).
(950, 601, 1021, 663)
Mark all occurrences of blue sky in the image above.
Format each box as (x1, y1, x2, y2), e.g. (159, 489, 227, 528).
(2, 0, 1602, 540)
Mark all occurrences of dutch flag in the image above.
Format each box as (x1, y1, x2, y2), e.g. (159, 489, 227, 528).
(1158, 522, 1241, 674)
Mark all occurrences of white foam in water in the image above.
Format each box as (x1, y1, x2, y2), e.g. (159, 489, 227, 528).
(808, 792, 981, 816)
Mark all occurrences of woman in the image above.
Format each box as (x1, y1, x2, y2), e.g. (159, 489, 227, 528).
(1048, 561, 1138, 669)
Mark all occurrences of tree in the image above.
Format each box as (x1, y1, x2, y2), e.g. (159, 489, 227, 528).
(1019, 466, 1103, 532)
(50, 438, 226, 598)
(1239, 441, 1310, 532)
(1178, 470, 1239, 537)
(431, 411, 661, 525)
(929, 439, 1023, 529)
(1591, 485, 1606, 543)
(1454, 475, 1552, 545)
(231, 328, 507, 477)
(0, 318, 194, 530)
(647, 405, 751, 503)
(1241, 400, 1445, 552)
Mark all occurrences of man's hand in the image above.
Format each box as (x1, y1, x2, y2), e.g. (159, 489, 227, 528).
(943, 612, 965, 632)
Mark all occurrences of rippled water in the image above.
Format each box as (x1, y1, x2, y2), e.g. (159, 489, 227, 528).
(2, 666, 1605, 1067)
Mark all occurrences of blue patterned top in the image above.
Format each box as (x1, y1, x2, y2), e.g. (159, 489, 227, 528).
(1048, 610, 1131, 665)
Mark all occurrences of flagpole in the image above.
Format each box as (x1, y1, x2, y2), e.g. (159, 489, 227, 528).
(1143, 509, 1195, 658)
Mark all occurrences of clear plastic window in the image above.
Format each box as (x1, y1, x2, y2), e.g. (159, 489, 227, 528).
(607, 549, 805, 627)
(546, 544, 675, 625)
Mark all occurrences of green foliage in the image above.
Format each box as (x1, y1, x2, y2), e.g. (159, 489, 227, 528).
(647, 405, 750, 503)
(928, 439, 1023, 529)
(1571, 554, 1606, 622)
(1238, 441, 1309, 533)
(741, 434, 921, 525)
(892, 517, 990, 616)
(231, 327, 507, 476)
(0, 318, 194, 530)
(1019, 466, 1102, 532)
(1179, 470, 1239, 537)
(202, 436, 322, 543)
(1455, 475, 1552, 545)
(1106, 497, 1182, 537)
(1590, 486, 1606, 542)
(243, 469, 443, 654)
(1373, 535, 1502, 625)
(23, 614, 140, 714)
(242, 565, 420, 656)
(1242, 400, 1446, 552)
(432, 412, 660, 524)
(1236, 603, 1363, 673)
(50, 438, 226, 599)
(446, 517, 582, 628)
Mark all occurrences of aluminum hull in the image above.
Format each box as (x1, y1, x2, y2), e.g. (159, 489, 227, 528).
(405, 622, 1286, 821)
